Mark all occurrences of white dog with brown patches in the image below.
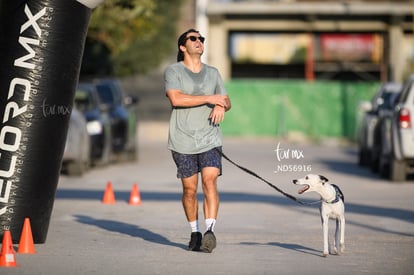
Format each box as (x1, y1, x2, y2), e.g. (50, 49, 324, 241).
(293, 174, 345, 257)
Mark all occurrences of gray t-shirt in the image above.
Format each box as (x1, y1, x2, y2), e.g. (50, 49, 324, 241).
(165, 62, 227, 154)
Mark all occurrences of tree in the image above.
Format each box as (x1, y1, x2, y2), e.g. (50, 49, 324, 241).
(81, 0, 183, 77)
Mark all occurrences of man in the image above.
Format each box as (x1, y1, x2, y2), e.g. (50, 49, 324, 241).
(164, 29, 231, 253)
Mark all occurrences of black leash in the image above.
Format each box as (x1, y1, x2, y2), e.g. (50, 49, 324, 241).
(218, 149, 319, 206)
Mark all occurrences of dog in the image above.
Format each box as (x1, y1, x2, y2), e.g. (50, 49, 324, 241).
(293, 174, 345, 257)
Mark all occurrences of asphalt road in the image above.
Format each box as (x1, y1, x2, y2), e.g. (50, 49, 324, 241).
(4, 122, 414, 274)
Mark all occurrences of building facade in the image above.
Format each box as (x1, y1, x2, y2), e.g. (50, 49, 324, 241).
(202, 0, 413, 81)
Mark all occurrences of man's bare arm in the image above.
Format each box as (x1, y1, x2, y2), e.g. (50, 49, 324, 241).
(166, 89, 229, 109)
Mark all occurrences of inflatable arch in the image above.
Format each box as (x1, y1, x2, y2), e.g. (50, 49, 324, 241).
(0, 0, 102, 243)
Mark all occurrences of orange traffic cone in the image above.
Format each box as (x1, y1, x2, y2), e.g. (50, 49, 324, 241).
(102, 181, 116, 204)
(0, 230, 17, 267)
(18, 218, 36, 254)
(129, 183, 142, 206)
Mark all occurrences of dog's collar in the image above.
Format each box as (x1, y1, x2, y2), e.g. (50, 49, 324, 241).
(325, 184, 344, 204)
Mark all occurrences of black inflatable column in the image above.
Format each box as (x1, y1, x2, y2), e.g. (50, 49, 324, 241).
(0, 0, 98, 243)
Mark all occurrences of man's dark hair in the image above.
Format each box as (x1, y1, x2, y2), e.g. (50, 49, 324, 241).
(177, 28, 200, 62)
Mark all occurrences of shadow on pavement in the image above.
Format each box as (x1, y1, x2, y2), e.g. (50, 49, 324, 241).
(56, 189, 298, 206)
(58, 189, 414, 236)
(319, 151, 414, 181)
(240, 241, 322, 257)
(296, 205, 414, 237)
(74, 214, 187, 250)
(267, 242, 323, 257)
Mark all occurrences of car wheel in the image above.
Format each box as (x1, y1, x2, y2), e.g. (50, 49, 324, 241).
(65, 159, 88, 177)
(378, 155, 389, 178)
(390, 158, 406, 182)
(102, 143, 112, 164)
(358, 148, 370, 166)
(113, 146, 137, 163)
(125, 146, 137, 161)
(370, 150, 379, 173)
(93, 141, 112, 166)
(378, 143, 389, 178)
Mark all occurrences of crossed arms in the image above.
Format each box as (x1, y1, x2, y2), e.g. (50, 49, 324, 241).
(166, 90, 231, 125)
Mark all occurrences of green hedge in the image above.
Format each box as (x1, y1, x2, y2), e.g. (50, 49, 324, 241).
(221, 80, 379, 140)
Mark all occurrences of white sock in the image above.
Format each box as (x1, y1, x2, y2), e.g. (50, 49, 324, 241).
(205, 218, 216, 232)
(189, 220, 200, 233)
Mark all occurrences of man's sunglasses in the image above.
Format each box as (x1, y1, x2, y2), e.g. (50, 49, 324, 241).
(186, 35, 205, 43)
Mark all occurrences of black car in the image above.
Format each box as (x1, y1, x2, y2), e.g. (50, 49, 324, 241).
(357, 82, 402, 167)
(94, 79, 138, 160)
(75, 83, 112, 166)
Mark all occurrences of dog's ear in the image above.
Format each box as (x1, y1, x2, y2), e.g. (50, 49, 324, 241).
(319, 175, 329, 183)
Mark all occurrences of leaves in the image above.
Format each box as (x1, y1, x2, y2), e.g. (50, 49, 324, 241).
(82, 0, 183, 76)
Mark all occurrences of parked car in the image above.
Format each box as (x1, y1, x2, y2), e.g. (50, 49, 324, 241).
(94, 79, 139, 161)
(376, 75, 414, 181)
(371, 91, 401, 173)
(62, 107, 91, 176)
(357, 82, 402, 166)
(75, 83, 112, 166)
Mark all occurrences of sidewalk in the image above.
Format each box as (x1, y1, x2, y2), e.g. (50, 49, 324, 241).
(4, 122, 414, 274)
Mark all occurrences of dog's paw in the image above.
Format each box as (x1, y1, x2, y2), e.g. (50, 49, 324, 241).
(322, 252, 329, 257)
(332, 244, 344, 255)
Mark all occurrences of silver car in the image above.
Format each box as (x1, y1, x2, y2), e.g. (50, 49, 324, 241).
(62, 107, 91, 176)
(378, 75, 414, 181)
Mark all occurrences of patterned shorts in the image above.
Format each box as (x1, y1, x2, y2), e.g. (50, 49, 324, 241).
(171, 147, 222, 178)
